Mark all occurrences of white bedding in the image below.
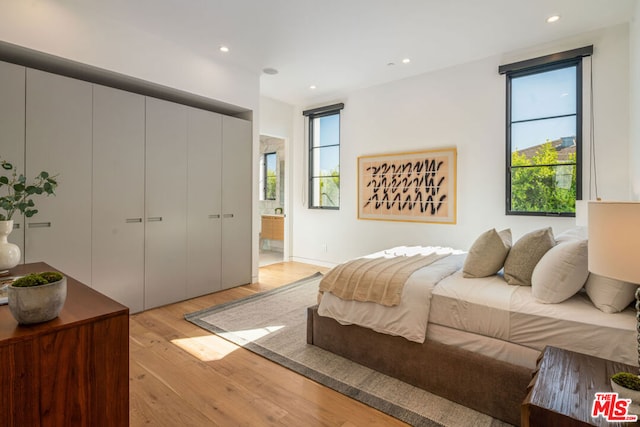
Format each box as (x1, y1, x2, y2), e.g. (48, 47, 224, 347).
(318, 247, 638, 367)
(430, 270, 637, 366)
(317, 246, 465, 343)
(426, 323, 540, 369)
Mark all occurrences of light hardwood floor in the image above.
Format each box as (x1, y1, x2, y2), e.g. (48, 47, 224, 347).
(130, 261, 408, 426)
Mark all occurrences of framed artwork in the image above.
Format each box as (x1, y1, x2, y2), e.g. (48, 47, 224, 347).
(358, 148, 456, 224)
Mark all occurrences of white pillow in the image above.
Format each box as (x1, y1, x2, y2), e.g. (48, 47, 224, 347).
(531, 240, 589, 303)
(585, 273, 638, 313)
(504, 227, 555, 286)
(555, 226, 588, 244)
(462, 228, 511, 278)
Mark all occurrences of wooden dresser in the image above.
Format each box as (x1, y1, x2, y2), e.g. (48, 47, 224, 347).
(0, 262, 129, 427)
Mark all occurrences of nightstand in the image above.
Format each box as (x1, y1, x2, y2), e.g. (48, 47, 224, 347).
(522, 346, 639, 426)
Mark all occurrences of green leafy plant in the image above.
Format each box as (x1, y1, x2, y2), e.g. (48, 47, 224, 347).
(319, 166, 340, 208)
(511, 142, 576, 214)
(12, 271, 64, 288)
(612, 372, 640, 391)
(0, 158, 58, 220)
(266, 169, 277, 200)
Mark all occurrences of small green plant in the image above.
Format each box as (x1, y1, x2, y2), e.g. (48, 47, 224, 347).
(12, 271, 63, 288)
(0, 158, 58, 220)
(612, 372, 640, 391)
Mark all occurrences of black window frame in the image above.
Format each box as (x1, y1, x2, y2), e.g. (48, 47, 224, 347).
(303, 103, 344, 210)
(500, 46, 592, 217)
(261, 151, 277, 201)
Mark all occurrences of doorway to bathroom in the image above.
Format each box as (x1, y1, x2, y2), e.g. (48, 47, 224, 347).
(259, 135, 285, 266)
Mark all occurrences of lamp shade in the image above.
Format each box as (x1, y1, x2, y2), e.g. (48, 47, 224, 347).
(588, 201, 640, 283)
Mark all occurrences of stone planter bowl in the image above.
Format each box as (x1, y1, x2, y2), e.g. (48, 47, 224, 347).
(611, 377, 640, 416)
(8, 276, 67, 325)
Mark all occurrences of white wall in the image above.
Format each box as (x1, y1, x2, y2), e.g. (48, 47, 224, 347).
(291, 24, 631, 266)
(630, 2, 640, 199)
(0, 1, 259, 111)
(259, 96, 296, 261)
(260, 96, 295, 139)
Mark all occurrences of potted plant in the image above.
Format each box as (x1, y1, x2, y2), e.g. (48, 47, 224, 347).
(611, 372, 640, 413)
(0, 157, 58, 272)
(7, 271, 66, 324)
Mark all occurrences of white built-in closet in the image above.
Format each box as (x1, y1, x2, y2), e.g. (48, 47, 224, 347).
(0, 60, 252, 313)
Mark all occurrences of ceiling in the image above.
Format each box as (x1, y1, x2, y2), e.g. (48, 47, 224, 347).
(44, 0, 638, 106)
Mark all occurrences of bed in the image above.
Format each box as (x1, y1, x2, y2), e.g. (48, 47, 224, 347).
(306, 228, 638, 426)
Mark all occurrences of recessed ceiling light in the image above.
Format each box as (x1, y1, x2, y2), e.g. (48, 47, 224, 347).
(387, 62, 396, 66)
(263, 67, 279, 75)
(402, 58, 411, 64)
(219, 46, 230, 53)
(309, 85, 317, 90)
(546, 15, 560, 23)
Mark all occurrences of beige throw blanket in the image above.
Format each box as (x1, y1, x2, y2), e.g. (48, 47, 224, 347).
(319, 252, 449, 306)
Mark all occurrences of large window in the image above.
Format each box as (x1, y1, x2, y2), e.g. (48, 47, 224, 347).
(500, 46, 592, 216)
(303, 103, 344, 209)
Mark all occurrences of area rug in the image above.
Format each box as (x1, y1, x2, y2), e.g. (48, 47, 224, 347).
(185, 273, 509, 427)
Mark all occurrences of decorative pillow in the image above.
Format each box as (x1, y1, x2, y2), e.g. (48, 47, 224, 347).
(503, 227, 555, 286)
(463, 228, 512, 278)
(585, 273, 637, 313)
(555, 226, 588, 244)
(531, 240, 589, 303)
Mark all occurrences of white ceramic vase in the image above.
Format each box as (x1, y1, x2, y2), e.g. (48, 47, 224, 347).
(0, 220, 20, 272)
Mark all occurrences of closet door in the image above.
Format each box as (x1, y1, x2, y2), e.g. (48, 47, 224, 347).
(145, 97, 188, 309)
(221, 116, 252, 289)
(187, 107, 223, 298)
(92, 85, 145, 313)
(0, 61, 25, 260)
(25, 69, 93, 285)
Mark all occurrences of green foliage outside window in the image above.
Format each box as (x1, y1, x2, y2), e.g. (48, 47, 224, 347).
(510, 142, 576, 213)
(265, 169, 277, 200)
(318, 167, 340, 207)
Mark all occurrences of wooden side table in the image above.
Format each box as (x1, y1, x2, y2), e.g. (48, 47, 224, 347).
(522, 346, 640, 427)
(0, 262, 130, 427)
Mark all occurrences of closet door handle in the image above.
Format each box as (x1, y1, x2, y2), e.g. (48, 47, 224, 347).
(13, 223, 20, 229)
(28, 222, 51, 228)
(208, 214, 221, 219)
(223, 213, 234, 218)
(147, 217, 163, 222)
(126, 218, 143, 223)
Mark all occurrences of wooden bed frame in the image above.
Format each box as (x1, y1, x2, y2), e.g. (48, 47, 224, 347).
(307, 305, 533, 426)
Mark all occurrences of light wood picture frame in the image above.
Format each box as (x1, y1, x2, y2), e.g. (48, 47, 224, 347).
(358, 148, 457, 224)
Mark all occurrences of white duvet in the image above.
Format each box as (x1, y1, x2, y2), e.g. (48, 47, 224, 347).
(317, 246, 465, 343)
(318, 247, 637, 366)
(430, 270, 637, 366)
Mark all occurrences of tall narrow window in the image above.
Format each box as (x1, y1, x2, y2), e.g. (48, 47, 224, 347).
(500, 46, 592, 216)
(303, 103, 344, 209)
(261, 152, 277, 201)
